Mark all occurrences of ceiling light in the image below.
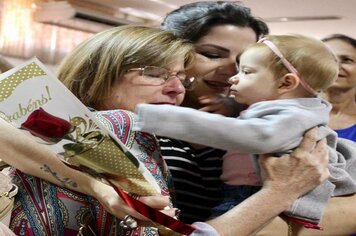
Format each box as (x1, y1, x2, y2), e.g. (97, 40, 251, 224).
(148, 0, 178, 9)
(119, 7, 161, 21)
(264, 16, 342, 22)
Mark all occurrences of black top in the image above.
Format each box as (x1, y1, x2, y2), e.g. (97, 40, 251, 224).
(158, 137, 225, 223)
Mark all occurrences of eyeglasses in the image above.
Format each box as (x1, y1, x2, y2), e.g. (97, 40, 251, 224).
(128, 66, 196, 90)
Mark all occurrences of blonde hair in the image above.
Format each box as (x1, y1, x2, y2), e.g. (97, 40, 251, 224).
(249, 34, 338, 93)
(0, 56, 13, 73)
(57, 25, 195, 107)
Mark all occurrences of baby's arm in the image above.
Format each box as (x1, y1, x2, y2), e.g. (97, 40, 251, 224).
(134, 104, 315, 153)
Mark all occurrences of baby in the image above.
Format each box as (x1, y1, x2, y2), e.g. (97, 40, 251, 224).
(133, 35, 356, 229)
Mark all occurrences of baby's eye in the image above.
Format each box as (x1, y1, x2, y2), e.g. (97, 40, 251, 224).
(242, 70, 252, 75)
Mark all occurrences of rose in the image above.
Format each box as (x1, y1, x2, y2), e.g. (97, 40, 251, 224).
(21, 107, 73, 143)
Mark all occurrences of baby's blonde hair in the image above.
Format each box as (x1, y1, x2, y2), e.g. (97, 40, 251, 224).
(249, 34, 338, 93)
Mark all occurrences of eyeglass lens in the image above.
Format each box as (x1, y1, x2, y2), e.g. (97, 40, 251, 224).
(143, 66, 195, 90)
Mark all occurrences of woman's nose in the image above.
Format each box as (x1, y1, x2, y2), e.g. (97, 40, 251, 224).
(217, 59, 238, 77)
(225, 61, 238, 76)
(338, 62, 344, 71)
(163, 76, 186, 94)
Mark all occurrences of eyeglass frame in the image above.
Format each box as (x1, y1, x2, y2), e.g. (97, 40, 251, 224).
(127, 66, 196, 90)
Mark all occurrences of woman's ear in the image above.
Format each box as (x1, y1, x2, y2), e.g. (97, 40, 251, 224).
(277, 73, 300, 94)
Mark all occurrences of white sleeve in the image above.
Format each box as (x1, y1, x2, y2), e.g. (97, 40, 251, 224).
(190, 222, 219, 236)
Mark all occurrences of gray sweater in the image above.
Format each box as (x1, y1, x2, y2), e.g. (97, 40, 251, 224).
(133, 98, 356, 224)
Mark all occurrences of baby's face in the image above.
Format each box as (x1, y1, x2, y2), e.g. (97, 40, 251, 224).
(228, 47, 279, 105)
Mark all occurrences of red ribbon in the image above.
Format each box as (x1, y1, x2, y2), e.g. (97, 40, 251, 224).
(64, 163, 196, 235)
(107, 179, 196, 235)
(283, 214, 323, 230)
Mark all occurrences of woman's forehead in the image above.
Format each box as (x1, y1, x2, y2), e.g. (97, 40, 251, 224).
(195, 25, 256, 53)
(326, 39, 356, 55)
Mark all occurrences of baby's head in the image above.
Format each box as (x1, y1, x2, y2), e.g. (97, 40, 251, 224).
(229, 34, 338, 105)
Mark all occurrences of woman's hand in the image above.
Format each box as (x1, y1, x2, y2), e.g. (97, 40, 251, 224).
(86, 178, 175, 224)
(259, 127, 329, 198)
(0, 119, 175, 226)
(205, 128, 330, 236)
(198, 95, 244, 117)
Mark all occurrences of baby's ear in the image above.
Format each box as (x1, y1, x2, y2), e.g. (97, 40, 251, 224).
(277, 73, 300, 93)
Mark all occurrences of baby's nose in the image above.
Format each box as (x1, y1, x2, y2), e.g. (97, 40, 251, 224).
(228, 75, 239, 85)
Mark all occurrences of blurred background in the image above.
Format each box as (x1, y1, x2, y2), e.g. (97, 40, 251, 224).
(0, 0, 355, 69)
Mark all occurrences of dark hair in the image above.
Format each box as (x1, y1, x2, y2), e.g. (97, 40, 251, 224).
(322, 34, 356, 48)
(161, 1, 269, 42)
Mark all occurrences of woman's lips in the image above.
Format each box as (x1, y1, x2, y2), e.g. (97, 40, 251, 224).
(203, 79, 230, 91)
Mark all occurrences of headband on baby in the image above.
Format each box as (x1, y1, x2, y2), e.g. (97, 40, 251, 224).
(258, 38, 317, 96)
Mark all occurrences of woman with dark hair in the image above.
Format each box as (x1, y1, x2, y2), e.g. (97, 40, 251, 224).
(161, 1, 268, 44)
(322, 34, 356, 141)
(159, 1, 268, 223)
(161, 1, 268, 113)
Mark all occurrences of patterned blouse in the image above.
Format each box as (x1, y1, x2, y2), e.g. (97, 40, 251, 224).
(9, 109, 172, 236)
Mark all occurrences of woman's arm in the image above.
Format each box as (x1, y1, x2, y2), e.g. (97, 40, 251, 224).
(205, 128, 330, 236)
(0, 118, 172, 221)
(0, 118, 81, 190)
(255, 194, 356, 236)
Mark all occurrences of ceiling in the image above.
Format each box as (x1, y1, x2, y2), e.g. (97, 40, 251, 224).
(64, 0, 356, 39)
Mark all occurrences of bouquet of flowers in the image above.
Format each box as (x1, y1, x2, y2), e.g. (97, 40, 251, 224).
(0, 58, 194, 235)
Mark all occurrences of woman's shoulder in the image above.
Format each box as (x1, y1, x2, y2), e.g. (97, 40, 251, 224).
(95, 109, 135, 126)
(96, 109, 135, 119)
(94, 109, 136, 146)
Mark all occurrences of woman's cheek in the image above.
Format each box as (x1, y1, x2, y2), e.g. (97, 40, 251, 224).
(188, 57, 220, 78)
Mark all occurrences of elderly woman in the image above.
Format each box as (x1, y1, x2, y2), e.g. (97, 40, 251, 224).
(5, 25, 195, 236)
(0, 25, 330, 236)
